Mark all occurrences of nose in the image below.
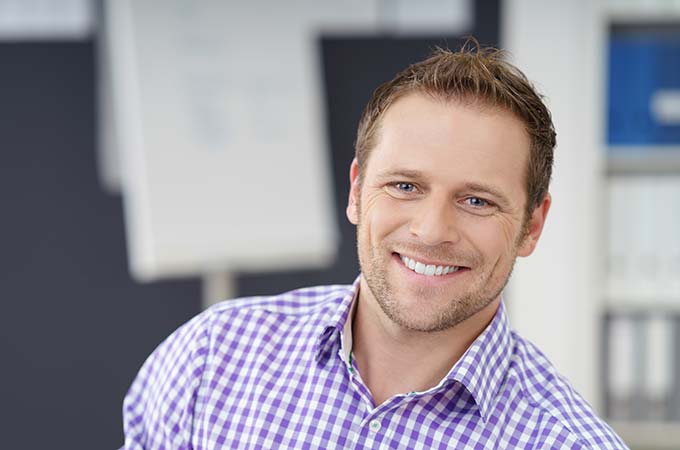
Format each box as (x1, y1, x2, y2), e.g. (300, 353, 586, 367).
(408, 194, 461, 246)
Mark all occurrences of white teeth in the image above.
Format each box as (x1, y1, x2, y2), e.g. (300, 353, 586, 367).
(399, 255, 460, 277)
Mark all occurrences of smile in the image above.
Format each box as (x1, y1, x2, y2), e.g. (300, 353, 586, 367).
(399, 254, 461, 276)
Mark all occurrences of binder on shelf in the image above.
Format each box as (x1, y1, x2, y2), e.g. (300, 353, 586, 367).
(608, 24, 680, 150)
(606, 177, 626, 302)
(607, 314, 638, 420)
(672, 316, 680, 421)
(643, 315, 673, 420)
(605, 175, 680, 308)
(667, 180, 680, 299)
(637, 178, 657, 302)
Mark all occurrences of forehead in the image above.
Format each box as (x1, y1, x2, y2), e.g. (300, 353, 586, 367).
(364, 92, 530, 199)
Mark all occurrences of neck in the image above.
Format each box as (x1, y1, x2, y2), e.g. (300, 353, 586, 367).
(351, 281, 499, 406)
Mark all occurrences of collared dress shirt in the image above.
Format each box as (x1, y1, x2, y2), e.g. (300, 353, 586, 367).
(121, 276, 628, 449)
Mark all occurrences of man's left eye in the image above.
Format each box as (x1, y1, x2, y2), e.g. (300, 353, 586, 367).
(465, 197, 489, 207)
(395, 182, 416, 192)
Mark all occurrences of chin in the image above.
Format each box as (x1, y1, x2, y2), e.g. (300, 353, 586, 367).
(377, 294, 475, 333)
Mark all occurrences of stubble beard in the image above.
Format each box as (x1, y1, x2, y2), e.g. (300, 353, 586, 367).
(357, 230, 519, 333)
(352, 183, 527, 334)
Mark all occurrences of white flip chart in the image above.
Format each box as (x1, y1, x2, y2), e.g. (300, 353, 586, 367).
(104, 0, 380, 280)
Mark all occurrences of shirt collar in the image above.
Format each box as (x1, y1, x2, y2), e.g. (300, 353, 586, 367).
(313, 276, 360, 364)
(314, 275, 513, 423)
(445, 300, 513, 422)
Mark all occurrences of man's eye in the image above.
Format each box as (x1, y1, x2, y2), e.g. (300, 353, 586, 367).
(395, 182, 416, 192)
(465, 197, 489, 207)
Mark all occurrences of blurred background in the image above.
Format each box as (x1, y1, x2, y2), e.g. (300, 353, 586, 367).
(1, 0, 679, 448)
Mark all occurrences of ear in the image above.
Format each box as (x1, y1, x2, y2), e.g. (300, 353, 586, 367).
(517, 193, 551, 257)
(346, 158, 361, 225)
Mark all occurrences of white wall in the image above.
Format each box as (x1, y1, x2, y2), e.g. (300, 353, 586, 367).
(503, 0, 606, 408)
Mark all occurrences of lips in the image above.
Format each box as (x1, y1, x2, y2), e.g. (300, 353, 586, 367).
(399, 254, 461, 276)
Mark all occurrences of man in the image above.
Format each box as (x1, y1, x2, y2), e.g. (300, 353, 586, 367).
(121, 45, 628, 449)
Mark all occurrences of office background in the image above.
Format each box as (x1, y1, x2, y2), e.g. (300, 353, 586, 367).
(1, 1, 679, 449)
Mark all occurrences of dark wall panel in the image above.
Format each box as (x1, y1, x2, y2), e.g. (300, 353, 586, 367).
(0, 41, 201, 449)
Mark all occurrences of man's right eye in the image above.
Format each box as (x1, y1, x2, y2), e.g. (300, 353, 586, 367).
(385, 181, 420, 199)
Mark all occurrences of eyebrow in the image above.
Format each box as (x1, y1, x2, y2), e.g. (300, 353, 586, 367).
(375, 169, 425, 180)
(375, 169, 512, 206)
(461, 182, 510, 205)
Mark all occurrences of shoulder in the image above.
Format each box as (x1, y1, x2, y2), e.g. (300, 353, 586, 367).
(168, 283, 352, 351)
(121, 283, 352, 448)
(199, 283, 351, 334)
(207, 283, 352, 318)
(134, 282, 352, 390)
(505, 331, 629, 450)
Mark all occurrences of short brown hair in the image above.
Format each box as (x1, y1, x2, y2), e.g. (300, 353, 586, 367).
(354, 42, 556, 216)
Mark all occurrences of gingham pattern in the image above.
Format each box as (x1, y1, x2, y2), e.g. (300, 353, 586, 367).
(121, 277, 628, 449)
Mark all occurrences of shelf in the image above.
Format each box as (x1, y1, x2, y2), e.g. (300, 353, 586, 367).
(607, 147, 680, 175)
(604, 302, 680, 314)
(609, 420, 680, 450)
(608, 10, 680, 25)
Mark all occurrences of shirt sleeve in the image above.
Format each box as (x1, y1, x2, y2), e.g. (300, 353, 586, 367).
(121, 311, 211, 450)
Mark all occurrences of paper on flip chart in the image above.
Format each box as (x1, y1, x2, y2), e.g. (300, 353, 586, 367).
(104, 0, 383, 280)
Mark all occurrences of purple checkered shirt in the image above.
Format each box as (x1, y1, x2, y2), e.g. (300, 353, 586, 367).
(121, 276, 628, 449)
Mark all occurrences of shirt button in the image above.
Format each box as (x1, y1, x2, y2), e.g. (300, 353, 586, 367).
(369, 419, 381, 432)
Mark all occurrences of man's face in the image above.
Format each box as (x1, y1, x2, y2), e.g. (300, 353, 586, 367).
(347, 93, 550, 332)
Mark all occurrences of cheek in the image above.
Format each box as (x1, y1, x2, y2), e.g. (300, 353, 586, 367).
(463, 217, 519, 258)
(359, 199, 413, 250)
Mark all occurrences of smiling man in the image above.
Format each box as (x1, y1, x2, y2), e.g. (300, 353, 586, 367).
(347, 89, 549, 408)
(121, 46, 628, 449)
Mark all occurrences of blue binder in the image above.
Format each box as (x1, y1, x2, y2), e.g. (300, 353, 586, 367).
(608, 26, 680, 147)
